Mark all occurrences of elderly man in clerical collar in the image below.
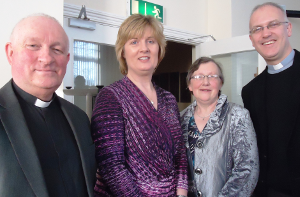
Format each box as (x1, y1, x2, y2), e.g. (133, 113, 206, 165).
(0, 14, 96, 197)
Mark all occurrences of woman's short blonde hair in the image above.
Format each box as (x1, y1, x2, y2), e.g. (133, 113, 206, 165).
(115, 14, 166, 75)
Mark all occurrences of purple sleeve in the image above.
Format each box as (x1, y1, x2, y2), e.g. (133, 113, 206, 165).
(167, 94, 188, 190)
(91, 88, 143, 197)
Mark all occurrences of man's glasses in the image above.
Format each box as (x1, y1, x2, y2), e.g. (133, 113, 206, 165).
(249, 21, 288, 34)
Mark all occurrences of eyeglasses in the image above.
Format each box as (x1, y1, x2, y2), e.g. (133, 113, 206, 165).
(190, 75, 220, 81)
(249, 21, 289, 34)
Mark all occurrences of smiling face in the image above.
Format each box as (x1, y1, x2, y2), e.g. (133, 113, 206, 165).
(123, 26, 159, 77)
(249, 5, 292, 65)
(188, 61, 223, 105)
(5, 16, 70, 101)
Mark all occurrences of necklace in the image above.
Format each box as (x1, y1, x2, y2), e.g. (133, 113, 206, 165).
(195, 106, 212, 120)
(150, 100, 154, 105)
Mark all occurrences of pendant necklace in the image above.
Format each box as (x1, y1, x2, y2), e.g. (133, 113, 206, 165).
(195, 106, 212, 120)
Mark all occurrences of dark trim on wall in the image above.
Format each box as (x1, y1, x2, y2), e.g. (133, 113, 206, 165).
(287, 10, 300, 18)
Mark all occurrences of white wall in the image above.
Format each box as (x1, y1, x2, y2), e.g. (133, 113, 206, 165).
(199, 35, 254, 57)
(64, 0, 128, 17)
(1, 0, 64, 91)
(64, 0, 208, 35)
(207, 0, 232, 40)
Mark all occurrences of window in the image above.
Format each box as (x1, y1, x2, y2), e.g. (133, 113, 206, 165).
(212, 51, 258, 106)
(72, 40, 122, 113)
(73, 40, 100, 87)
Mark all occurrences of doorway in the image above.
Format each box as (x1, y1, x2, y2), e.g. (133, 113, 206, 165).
(153, 41, 193, 111)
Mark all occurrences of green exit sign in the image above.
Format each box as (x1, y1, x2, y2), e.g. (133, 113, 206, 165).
(130, 0, 164, 23)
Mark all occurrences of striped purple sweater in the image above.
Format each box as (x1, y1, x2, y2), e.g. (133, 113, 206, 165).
(91, 76, 188, 196)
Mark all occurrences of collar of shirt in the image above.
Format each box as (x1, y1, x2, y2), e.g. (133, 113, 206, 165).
(267, 50, 295, 74)
(12, 81, 55, 108)
(35, 98, 53, 108)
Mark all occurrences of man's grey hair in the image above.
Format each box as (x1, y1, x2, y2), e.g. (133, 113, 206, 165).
(249, 2, 289, 30)
(10, 13, 69, 51)
(250, 2, 288, 21)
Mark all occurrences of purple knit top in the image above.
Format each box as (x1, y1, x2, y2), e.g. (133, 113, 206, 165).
(91, 76, 188, 196)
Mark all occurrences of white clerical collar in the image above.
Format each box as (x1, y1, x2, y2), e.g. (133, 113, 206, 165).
(272, 63, 284, 70)
(34, 98, 52, 108)
(267, 50, 295, 74)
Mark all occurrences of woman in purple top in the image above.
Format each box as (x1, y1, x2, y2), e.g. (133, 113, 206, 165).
(91, 14, 188, 197)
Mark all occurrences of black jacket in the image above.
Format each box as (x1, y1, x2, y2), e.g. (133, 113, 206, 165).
(0, 80, 96, 197)
(242, 49, 300, 197)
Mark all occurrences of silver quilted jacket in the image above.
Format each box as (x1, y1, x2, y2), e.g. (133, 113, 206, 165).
(180, 94, 259, 197)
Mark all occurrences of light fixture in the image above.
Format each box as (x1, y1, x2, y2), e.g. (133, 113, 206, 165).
(68, 5, 96, 31)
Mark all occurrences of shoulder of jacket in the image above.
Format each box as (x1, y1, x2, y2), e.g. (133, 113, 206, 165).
(228, 102, 250, 117)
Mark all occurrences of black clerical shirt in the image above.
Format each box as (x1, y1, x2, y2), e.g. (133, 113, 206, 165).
(13, 82, 88, 197)
(266, 67, 296, 195)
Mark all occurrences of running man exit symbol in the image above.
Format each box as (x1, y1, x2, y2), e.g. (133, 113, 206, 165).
(152, 6, 162, 19)
(130, 0, 164, 23)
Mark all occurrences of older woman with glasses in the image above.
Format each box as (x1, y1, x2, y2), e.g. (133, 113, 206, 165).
(92, 14, 188, 197)
(180, 57, 259, 197)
